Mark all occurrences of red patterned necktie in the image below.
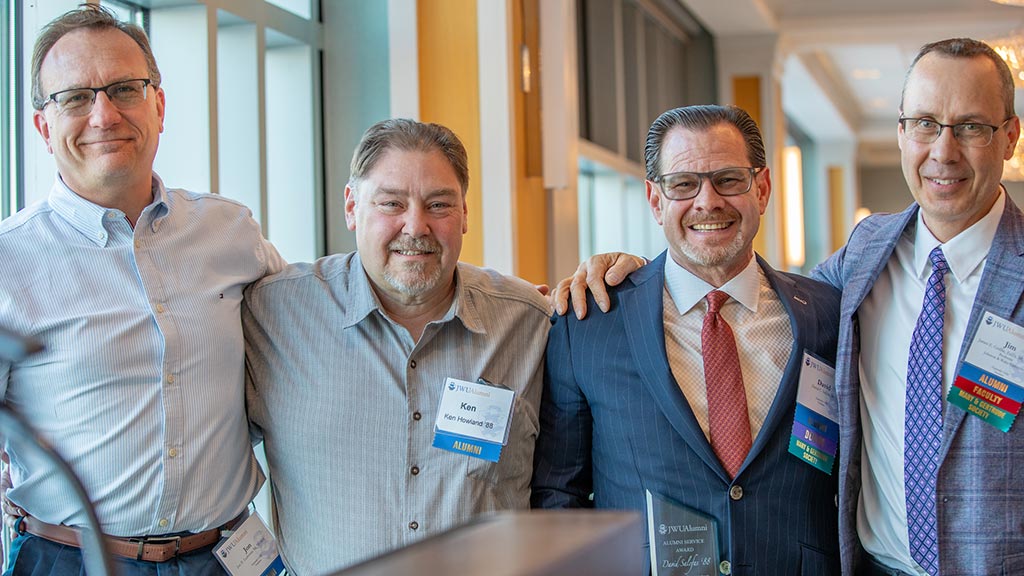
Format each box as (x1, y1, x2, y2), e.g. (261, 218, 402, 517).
(702, 290, 752, 478)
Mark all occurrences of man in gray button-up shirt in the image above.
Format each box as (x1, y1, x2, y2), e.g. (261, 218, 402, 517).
(243, 119, 550, 575)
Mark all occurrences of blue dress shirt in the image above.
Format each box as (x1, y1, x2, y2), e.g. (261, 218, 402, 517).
(0, 174, 284, 537)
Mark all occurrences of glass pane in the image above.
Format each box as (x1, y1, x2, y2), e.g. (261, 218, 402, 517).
(1, 0, 14, 220)
(266, 0, 311, 20)
(265, 37, 317, 262)
(578, 156, 664, 262)
(100, 0, 145, 30)
(216, 13, 261, 222)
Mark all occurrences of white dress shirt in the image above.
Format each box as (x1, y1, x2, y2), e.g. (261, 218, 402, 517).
(662, 255, 793, 443)
(857, 191, 1004, 575)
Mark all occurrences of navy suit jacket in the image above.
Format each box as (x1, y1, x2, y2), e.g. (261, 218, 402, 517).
(532, 252, 842, 576)
(813, 196, 1024, 576)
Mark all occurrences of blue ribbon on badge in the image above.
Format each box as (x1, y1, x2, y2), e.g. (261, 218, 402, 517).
(432, 430, 503, 462)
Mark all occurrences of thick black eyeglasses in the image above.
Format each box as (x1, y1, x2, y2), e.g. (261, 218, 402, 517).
(652, 167, 764, 201)
(898, 116, 1012, 148)
(38, 78, 153, 116)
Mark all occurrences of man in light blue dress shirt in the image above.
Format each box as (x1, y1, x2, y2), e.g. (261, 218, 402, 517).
(0, 6, 283, 574)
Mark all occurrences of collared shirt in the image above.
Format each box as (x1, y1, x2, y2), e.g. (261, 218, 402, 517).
(857, 191, 1004, 575)
(662, 255, 793, 443)
(0, 174, 284, 537)
(243, 253, 550, 575)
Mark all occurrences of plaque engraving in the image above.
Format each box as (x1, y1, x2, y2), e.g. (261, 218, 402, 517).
(646, 490, 720, 575)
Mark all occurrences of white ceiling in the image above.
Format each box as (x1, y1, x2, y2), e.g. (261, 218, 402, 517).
(679, 0, 1024, 164)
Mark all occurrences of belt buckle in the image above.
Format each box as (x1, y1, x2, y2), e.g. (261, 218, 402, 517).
(128, 535, 181, 561)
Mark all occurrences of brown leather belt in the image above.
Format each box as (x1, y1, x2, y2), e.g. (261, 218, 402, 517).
(18, 513, 245, 563)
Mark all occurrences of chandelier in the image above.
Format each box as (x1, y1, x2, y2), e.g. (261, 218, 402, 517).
(989, 34, 1024, 87)
(1005, 137, 1024, 181)
(988, 33, 1024, 179)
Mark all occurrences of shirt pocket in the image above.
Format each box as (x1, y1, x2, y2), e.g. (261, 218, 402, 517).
(465, 395, 539, 490)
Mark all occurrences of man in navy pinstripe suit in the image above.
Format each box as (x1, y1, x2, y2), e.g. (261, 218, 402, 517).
(532, 105, 841, 575)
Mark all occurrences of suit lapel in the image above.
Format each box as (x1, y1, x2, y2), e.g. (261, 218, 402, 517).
(940, 196, 1024, 459)
(844, 205, 917, 315)
(838, 206, 915, 445)
(744, 259, 808, 468)
(621, 252, 727, 480)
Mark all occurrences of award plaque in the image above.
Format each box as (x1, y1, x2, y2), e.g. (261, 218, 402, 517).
(646, 490, 720, 576)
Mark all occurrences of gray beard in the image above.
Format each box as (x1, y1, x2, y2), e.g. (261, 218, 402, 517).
(384, 261, 444, 296)
(676, 231, 747, 269)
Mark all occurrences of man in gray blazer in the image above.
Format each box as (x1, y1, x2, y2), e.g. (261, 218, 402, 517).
(564, 37, 1024, 576)
(812, 38, 1024, 576)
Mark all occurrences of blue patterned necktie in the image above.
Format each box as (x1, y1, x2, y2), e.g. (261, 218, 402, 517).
(905, 246, 948, 575)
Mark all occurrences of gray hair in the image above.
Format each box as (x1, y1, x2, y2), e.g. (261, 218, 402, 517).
(901, 38, 1015, 118)
(349, 118, 469, 195)
(31, 4, 161, 110)
(644, 105, 766, 181)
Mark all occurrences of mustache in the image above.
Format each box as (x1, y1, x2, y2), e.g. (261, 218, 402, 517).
(681, 208, 740, 227)
(388, 237, 441, 253)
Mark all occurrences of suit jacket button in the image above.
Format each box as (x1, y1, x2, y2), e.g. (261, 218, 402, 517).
(729, 485, 743, 500)
(719, 560, 732, 574)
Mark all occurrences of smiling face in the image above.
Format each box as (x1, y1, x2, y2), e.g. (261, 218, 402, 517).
(899, 53, 1020, 241)
(646, 123, 770, 287)
(33, 27, 165, 208)
(345, 148, 468, 308)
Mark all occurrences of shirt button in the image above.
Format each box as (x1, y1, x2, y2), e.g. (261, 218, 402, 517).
(411, 466, 419, 476)
(719, 560, 731, 575)
(166, 374, 175, 384)
(158, 518, 169, 528)
(410, 360, 417, 369)
(413, 412, 422, 421)
(155, 304, 165, 314)
(408, 521, 419, 531)
(729, 485, 743, 501)
(168, 448, 178, 458)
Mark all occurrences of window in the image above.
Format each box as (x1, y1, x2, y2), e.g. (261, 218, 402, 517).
(1, 0, 18, 220)
(578, 155, 665, 262)
(573, 0, 714, 261)
(101, 0, 146, 30)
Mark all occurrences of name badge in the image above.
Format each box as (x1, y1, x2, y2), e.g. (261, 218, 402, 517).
(213, 513, 285, 576)
(788, 351, 839, 474)
(432, 377, 515, 462)
(946, 311, 1024, 432)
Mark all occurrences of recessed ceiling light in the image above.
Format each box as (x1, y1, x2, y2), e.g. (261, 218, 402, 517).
(852, 69, 882, 80)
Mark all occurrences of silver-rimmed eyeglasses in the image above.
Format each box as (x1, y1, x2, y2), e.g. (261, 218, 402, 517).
(38, 79, 153, 117)
(898, 116, 1013, 147)
(652, 167, 764, 201)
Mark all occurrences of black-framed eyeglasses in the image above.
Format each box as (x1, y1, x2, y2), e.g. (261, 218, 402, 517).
(38, 78, 153, 117)
(898, 116, 1013, 148)
(652, 167, 764, 201)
